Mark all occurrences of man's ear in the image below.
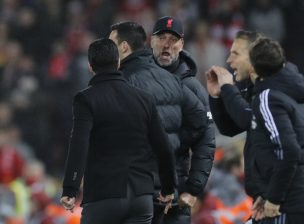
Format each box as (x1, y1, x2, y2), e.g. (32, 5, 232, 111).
(178, 38, 184, 53)
(249, 65, 258, 83)
(150, 35, 156, 46)
(180, 38, 184, 47)
(88, 62, 93, 73)
(248, 64, 255, 74)
(121, 41, 129, 54)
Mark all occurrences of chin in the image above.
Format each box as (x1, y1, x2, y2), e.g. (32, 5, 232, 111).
(159, 61, 171, 67)
(235, 74, 244, 82)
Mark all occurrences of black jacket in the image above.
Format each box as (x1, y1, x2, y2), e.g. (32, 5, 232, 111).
(209, 78, 257, 197)
(210, 79, 254, 136)
(250, 63, 304, 212)
(120, 49, 208, 196)
(209, 62, 300, 198)
(62, 71, 176, 204)
(163, 50, 215, 194)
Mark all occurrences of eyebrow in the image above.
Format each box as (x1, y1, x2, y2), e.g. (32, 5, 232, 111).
(231, 50, 239, 55)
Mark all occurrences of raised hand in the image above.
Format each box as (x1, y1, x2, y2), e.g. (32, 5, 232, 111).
(210, 66, 234, 88)
(206, 68, 221, 97)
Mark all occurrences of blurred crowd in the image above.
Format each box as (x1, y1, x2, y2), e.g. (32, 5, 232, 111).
(0, 0, 303, 223)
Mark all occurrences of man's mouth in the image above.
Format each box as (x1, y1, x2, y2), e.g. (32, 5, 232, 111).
(160, 52, 171, 59)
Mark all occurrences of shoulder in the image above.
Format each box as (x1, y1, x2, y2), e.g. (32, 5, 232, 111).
(256, 89, 290, 103)
(149, 61, 178, 80)
(131, 63, 183, 91)
(74, 90, 89, 102)
(254, 89, 275, 106)
(76, 84, 102, 102)
(183, 76, 209, 104)
(125, 59, 176, 79)
(179, 50, 197, 77)
(183, 76, 204, 90)
(129, 84, 155, 102)
(71, 91, 91, 111)
(253, 89, 293, 115)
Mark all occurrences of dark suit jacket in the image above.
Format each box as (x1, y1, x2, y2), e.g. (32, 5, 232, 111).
(62, 71, 176, 204)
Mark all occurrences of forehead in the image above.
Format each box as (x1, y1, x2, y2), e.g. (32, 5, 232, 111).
(156, 31, 180, 39)
(109, 30, 118, 40)
(231, 38, 250, 53)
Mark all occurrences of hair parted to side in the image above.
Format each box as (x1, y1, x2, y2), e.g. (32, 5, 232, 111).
(88, 38, 119, 73)
(236, 30, 262, 44)
(249, 37, 285, 78)
(111, 22, 147, 51)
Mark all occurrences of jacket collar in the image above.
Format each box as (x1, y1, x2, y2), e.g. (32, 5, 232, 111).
(253, 62, 304, 103)
(88, 71, 125, 86)
(121, 49, 152, 64)
(160, 56, 180, 74)
(178, 50, 197, 78)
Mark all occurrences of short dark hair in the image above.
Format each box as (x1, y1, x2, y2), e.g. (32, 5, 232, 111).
(88, 38, 119, 73)
(235, 30, 262, 44)
(249, 37, 285, 77)
(111, 22, 147, 51)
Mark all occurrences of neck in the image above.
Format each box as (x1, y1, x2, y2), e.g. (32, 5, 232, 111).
(94, 67, 117, 75)
(249, 72, 258, 84)
(121, 50, 132, 61)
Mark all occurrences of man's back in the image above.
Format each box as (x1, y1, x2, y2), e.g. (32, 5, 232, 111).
(83, 72, 153, 152)
(65, 71, 175, 204)
(250, 63, 304, 213)
(62, 38, 176, 223)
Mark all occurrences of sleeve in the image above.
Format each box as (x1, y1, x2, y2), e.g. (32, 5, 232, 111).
(216, 83, 252, 133)
(183, 123, 215, 196)
(256, 90, 301, 204)
(209, 96, 244, 136)
(180, 79, 216, 195)
(148, 98, 177, 196)
(62, 93, 93, 198)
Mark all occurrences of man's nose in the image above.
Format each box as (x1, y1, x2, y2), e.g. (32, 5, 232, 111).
(163, 39, 171, 48)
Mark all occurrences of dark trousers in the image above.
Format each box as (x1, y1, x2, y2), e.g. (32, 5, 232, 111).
(252, 213, 304, 224)
(81, 184, 153, 224)
(152, 204, 191, 224)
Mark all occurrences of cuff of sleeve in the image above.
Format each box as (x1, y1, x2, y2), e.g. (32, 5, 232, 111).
(160, 188, 175, 196)
(220, 84, 237, 95)
(267, 197, 282, 205)
(209, 96, 221, 103)
(62, 187, 78, 198)
(266, 191, 285, 205)
(179, 181, 202, 196)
